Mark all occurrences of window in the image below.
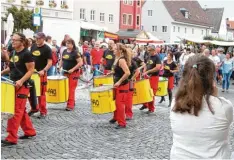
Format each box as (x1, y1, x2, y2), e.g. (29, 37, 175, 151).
(185, 11, 189, 19)
(127, 14, 132, 25)
(152, 26, 157, 32)
(201, 30, 204, 35)
(90, 10, 95, 21)
(109, 14, 113, 23)
(80, 8, 85, 20)
(137, 0, 141, 6)
(185, 28, 187, 33)
(178, 27, 180, 32)
(123, 0, 127, 4)
(173, 26, 175, 32)
(100, 13, 105, 22)
(128, 0, 133, 5)
(123, 14, 127, 25)
(162, 26, 167, 32)
(148, 10, 153, 16)
(136, 15, 140, 26)
(192, 28, 194, 34)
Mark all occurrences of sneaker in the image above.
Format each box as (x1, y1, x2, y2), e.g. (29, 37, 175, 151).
(109, 119, 117, 124)
(1, 140, 17, 146)
(28, 110, 39, 116)
(65, 107, 74, 111)
(37, 114, 46, 119)
(126, 117, 132, 121)
(222, 89, 225, 92)
(115, 125, 126, 129)
(19, 135, 36, 139)
(146, 110, 154, 114)
(139, 105, 147, 110)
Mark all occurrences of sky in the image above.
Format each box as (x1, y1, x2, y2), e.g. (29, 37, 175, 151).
(198, 0, 234, 19)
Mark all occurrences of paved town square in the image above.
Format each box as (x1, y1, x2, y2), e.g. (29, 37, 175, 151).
(1, 82, 234, 159)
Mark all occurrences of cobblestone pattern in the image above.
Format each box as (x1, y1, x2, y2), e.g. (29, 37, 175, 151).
(1, 83, 234, 159)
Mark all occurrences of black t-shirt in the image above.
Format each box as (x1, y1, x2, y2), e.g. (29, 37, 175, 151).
(62, 49, 81, 71)
(146, 54, 161, 76)
(31, 44, 52, 71)
(163, 60, 177, 77)
(103, 49, 115, 70)
(133, 57, 143, 68)
(114, 57, 129, 85)
(129, 59, 138, 80)
(9, 48, 34, 81)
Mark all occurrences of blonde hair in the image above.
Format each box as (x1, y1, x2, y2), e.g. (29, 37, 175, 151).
(116, 43, 131, 66)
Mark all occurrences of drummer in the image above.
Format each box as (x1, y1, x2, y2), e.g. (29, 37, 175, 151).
(101, 40, 115, 75)
(109, 43, 131, 129)
(28, 32, 52, 118)
(58, 38, 83, 111)
(140, 45, 161, 114)
(1, 33, 36, 146)
(125, 48, 140, 120)
(159, 52, 178, 107)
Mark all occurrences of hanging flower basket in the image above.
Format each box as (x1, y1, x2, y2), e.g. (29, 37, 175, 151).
(36, 0, 44, 6)
(21, 0, 31, 5)
(61, 4, 68, 9)
(49, 1, 57, 8)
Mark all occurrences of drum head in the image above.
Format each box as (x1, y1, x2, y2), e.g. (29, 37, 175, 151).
(94, 75, 112, 79)
(47, 75, 67, 80)
(90, 86, 113, 92)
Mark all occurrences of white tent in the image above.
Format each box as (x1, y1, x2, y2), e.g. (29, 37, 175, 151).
(4, 13, 14, 45)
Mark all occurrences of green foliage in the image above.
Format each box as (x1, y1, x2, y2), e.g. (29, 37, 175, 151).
(203, 35, 228, 42)
(2, 5, 36, 33)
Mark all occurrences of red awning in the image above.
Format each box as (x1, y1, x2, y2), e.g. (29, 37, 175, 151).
(104, 32, 118, 40)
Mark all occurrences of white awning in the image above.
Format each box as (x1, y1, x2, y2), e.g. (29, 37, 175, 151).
(80, 21, 108, 31)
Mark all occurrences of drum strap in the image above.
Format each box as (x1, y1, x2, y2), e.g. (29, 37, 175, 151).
(119, 90, 128, 93)
(17, 94, 28, 99)
(41, 82, 47, 85)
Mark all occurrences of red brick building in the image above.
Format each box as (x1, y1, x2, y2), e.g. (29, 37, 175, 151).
(119, 0, 142, 30)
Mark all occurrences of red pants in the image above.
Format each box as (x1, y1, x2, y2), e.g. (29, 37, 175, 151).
(168, 76, 174, 90)
(143, 76, 159, 112)
(113, 83, 129, 126)
(38, 75, 48, 115)
(125, 83, 134, 119)
(6, 86, 36, 144)
(65, 71, 80, 109)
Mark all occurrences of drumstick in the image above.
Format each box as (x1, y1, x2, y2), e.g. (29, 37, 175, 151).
(62, 69, 68, 73)
(1, 77, 15, 85)
(96, 69, 104, 74)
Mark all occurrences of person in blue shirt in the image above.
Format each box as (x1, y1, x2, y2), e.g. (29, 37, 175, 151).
(158, 48, 167, 61)
(84, 45, 92, 65)
(221, 52, 234, 92)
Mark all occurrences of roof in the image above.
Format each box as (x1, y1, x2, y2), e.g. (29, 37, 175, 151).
(162, 0, 211, 27)
(227, 20, 234, 30)
(204, 8, 224, 33)
(116, 30, 142, 38)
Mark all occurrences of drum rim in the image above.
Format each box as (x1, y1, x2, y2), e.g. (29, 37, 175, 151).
(47, 76, 67, 80)
(94, 75, 113, 79)
(90, 86, 113, 92)
(1, 81, 15, 85)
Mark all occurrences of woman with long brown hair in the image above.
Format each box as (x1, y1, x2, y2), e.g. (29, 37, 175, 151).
(58, 38, 83, 111)
(109, 43, 131, 129)
(170, 55, 233, 159)
(1, 33, 36, 146)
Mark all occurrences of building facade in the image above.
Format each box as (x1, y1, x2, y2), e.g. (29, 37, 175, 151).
(119, 0, 142, 30)
(141, 0, 212, 43)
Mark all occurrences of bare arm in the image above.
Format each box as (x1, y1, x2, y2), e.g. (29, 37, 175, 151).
(146, 64, 161, 74)
(1, 67, 10, 75)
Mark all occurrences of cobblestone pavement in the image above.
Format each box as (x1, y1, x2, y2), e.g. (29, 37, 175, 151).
(1, 81, 234, 159)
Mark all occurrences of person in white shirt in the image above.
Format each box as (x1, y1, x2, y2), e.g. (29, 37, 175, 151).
(170, 55, 233, 159)
(209, 49, 220, 82)
(179, 48, 195, 71)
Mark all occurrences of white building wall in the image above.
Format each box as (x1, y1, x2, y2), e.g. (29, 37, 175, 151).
(170, 22, 211, 43)
(73, 0, 120, 33)
(141, 0, 173, 42)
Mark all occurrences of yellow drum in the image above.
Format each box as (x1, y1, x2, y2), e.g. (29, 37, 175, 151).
(1, 81, 15, 118)
(156, 77, 168, 96)
(90, 86, 116, 114)
(31, 73, 41, 96)
(93, 75, 113, 87)
(133, 79, 154, 105)
(46, 76, 69, 103)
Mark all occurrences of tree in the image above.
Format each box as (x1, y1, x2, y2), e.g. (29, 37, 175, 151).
(2, 5, 36, 33)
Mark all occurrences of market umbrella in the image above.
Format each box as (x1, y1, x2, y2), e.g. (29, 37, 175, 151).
(5, 13, 14, 45)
